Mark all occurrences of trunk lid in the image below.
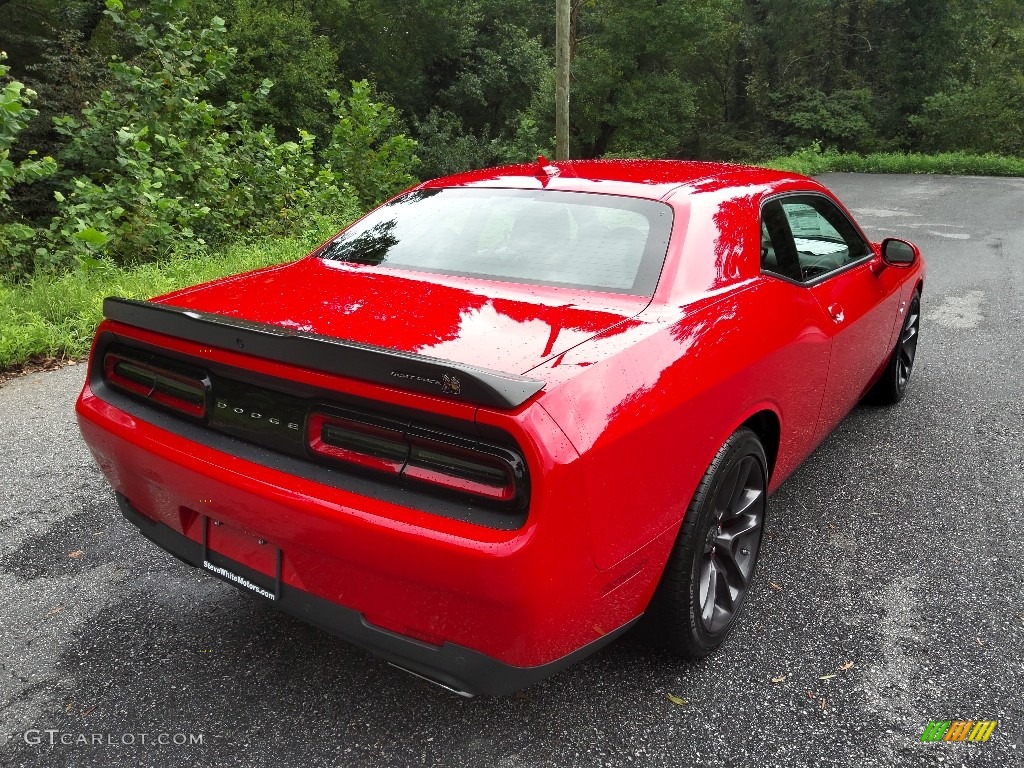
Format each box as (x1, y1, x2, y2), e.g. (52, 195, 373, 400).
(156, 258, 648, 376)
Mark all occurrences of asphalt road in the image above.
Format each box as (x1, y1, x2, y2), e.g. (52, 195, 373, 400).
(1, 174, 1022, 768)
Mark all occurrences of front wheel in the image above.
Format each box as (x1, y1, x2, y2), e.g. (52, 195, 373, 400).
(867, 289, 921, 405)
(646, 427, 768, 657)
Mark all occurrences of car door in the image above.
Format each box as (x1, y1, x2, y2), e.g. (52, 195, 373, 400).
(761, 194, 902, 443)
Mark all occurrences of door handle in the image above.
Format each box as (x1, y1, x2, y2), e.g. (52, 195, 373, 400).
(828, 303, 845, 323)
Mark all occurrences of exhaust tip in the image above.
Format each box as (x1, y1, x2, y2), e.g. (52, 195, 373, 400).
(387, 662, 476, 698)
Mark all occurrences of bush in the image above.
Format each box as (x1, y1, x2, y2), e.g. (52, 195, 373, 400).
(414, 108, 542, 180)
(34, 1, 419, 273)
(0, 224, 343, 370)
(322, 80, 419, 207)
(207, 0, 340, 143)
(42, 0, 362, 270)
(762, 87, 877, 154)
(762, 143, 1024, 177)
(912, 79, 1024, 155)
(0, 52, 57, 280)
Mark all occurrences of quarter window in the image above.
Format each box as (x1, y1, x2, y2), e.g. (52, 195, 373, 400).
(760, 196, 870, 283)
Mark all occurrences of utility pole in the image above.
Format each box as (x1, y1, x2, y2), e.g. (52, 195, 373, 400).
(555, 0, 570, 160)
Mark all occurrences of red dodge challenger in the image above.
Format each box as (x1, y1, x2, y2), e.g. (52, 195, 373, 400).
(76, 160, 924, 696)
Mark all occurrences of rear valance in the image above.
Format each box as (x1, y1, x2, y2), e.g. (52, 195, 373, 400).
(103, 297, 545, 409)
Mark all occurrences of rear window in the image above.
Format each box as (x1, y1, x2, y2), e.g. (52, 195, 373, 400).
(318, 188, 674, 295)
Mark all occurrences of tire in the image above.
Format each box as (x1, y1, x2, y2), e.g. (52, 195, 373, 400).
(645, 427, 768, 658)
(867, 289, 921, 405)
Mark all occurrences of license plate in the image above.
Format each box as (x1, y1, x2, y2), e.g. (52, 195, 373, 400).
(200, 516, 281, 601)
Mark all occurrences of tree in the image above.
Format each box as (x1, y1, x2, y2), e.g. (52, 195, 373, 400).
(560, 0, 736, 158)
(45, 0, 365, 266)
(911, 0, 1024, 153)
(323, 80, 419, 207)
(189, 0, 340, 141)
(0, 51, 56, 278)
(321, 0, 548, 177)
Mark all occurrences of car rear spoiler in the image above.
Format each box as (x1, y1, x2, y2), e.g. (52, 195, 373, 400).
(102, 297, 545, 410)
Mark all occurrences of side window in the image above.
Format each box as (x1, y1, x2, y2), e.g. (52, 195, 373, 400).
(761, 196, 870, 283)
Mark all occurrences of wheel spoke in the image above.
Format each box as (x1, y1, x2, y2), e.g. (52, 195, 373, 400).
(721, 507, 762, 542)
(729, 486, 763, 519)
(900, 343, 916, 370)
(890, 298, 921, 393)
(716, 461, 742, 517)
(715, 538, 754, 588)
(724, 457, 754, 516)
(699, 558, 718, 624)
(700, 556, 737, 632)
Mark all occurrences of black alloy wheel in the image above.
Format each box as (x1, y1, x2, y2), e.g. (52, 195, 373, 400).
(895, 293, 921, 395)
(697, 452, 766, 634)
(646, 427, 768, 657)
(868, 288, 921, 405)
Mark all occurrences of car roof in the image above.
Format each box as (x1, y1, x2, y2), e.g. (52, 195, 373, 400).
(418, 159, 811, 201)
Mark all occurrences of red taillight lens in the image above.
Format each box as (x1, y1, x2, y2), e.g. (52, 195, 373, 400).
(307, 410, 527, 508)
(307, 412, 407, 475)
(404, 437, 516, 503)
(103, 352, 208, 418)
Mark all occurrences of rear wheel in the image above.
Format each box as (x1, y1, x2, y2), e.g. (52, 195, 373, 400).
(868, 289, 921, 404)
(646, 428, 767, 657)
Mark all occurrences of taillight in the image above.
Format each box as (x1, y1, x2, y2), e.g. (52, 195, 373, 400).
(405, 436, 517, 502)
(103, 352, 208, 418)
(308, 410, 528, 509)
(308, 412, 406, 475)
(98, 344, 528, 514)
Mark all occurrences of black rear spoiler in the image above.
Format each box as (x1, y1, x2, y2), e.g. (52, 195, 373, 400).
(102, 297, 545, 410)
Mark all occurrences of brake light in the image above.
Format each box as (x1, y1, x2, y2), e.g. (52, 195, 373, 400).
(103, 352, 208, 418)
(307, 412, 406, 475)
(98, 345, 527, 512)
(308, 411, 527, 508)
(404, 437, 517, 502)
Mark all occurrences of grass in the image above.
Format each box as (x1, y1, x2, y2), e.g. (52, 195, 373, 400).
(0, 228, 336, 372)
(762, 145, 1024, 177)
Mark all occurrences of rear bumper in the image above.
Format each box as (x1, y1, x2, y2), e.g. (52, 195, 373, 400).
(77, 369, 659, 695)
(116, 493, 634, 696)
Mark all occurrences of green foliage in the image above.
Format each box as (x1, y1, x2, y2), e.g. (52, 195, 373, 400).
(325, 0, 484, 121)
(0, 224, 343, 370)
(910, 3, 1024, 155)
(563, 0, 736, 158)
(763, 87, 876, 153)
(322, 0, 547, 178)
(190, 0, 340, 142)
(763, 143, 1024, 177)
(42, 0, 366, 269)
(414, 109, 541, 179)
(914, 81, 1024, 155)
(7, 0, 1024, 177)
(323, 81, 419, 207)
(0, 52, 57, 280)
(12, 4, 113, 228)
(2, 0, 1024, 294)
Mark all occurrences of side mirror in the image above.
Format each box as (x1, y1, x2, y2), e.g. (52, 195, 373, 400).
(881, 238, 918, 266)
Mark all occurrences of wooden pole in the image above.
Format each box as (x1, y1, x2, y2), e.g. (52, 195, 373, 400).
(555, 0, 570, 160)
